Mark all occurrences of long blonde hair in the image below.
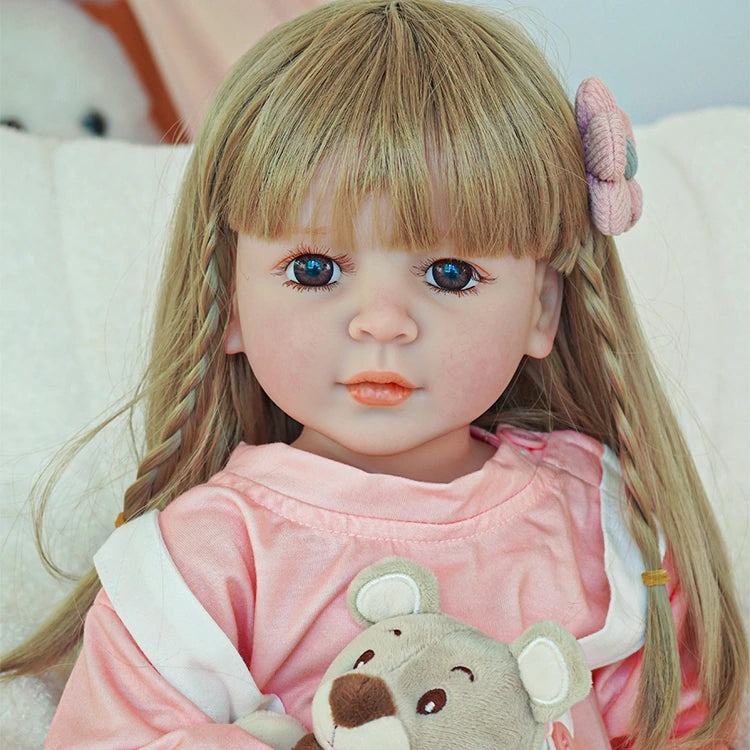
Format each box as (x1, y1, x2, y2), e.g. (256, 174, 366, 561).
(3, 1, 746, 746)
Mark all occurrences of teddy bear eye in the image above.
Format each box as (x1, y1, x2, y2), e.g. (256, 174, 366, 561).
(450, 666, 475, 682)
(353, 649, 374, 669)
(1, 117, 24, 131)
(417, 689, 447, 715)
(81, 109, 108, 137)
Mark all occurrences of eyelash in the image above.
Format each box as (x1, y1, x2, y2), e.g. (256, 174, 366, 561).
(273, 247, 495, 296)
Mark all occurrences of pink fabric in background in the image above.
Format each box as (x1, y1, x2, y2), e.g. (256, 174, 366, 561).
(128, 0, 327, 138)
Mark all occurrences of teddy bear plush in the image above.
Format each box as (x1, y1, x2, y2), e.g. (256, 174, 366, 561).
(236, 558, 592, 750)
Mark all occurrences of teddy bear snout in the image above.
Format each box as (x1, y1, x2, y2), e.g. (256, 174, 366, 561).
(329, 673, 397, 728)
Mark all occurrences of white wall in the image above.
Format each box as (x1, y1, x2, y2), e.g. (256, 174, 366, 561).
(482, 0, 750, 123)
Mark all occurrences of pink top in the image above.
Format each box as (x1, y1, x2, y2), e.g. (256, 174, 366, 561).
(46, 427, 706, 748)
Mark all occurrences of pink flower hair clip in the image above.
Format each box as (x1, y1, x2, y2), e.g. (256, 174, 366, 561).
(575, 77, 643, 236)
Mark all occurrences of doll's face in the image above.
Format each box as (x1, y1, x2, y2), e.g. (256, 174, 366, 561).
(227, 196, 561, 481)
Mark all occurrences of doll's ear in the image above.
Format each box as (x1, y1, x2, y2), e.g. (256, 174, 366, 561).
(525, 261, 563, 360)
(225, 296, 245, 354)
(509, 621, 592, 724)
(346, 557, 440, 628)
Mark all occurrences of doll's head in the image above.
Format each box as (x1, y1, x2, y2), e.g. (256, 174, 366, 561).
(138, 0, 600, 497)
(132, 0, 648, 546)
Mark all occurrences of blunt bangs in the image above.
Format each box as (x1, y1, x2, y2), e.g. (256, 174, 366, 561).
(221, 0, 589, 264)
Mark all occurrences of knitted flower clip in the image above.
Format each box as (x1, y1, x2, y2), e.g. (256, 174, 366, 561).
(575, 77, 643, 236)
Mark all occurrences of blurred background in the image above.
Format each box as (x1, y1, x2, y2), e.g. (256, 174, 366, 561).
(1, 0, 748, 143)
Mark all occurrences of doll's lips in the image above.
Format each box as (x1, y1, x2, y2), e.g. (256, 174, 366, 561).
(344, 372, 415, 406)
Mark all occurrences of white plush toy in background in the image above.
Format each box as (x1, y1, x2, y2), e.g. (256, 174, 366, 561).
(0, 0, 158, 141)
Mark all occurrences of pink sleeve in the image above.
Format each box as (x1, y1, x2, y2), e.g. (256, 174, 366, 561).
(45, 488, 275, 748)
(46, 592, 275, 749)
(593, 555, 713, 748)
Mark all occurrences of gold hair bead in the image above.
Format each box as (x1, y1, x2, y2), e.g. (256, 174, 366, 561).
(115, 512, 126, 528)
(641, 569, 669, 587)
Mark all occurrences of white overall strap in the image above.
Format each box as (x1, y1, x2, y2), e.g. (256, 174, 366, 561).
(93, 510, 283, 723)
(578, 445, 666, 669)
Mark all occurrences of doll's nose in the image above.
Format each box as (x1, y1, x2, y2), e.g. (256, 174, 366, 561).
(348, 294, 418, 344)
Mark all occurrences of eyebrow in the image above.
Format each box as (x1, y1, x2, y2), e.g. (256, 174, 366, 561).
(450, 666, 475, 681)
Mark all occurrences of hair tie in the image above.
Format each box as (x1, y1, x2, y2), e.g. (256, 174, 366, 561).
(115, 512, 126, 528)
(575, 77, 643, 236)
(641, 569, 669, 587)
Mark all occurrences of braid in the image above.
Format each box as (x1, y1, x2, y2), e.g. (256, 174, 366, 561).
(574, 235, 681, 748)
(575, 240, 652, 515)
(477, 225, 745, 746)
(122, 215, 230, 523)
(0, 197, 245, 678)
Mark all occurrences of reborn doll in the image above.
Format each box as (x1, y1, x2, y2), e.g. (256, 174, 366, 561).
(2, 1, 747, 748)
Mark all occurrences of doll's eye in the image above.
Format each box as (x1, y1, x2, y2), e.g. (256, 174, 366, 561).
(417, 688, 447, 715)
(285, 254, 342, 287)
(353, 649, 375, 669)
(426, 260, 476, 291)
(418, 258, 494, 295)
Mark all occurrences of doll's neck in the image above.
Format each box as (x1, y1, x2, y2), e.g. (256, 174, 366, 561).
(290, 425, 495, 483)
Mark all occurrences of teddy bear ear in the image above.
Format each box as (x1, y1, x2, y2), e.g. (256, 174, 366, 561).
(509, 621, 592, 724)
(346, 557, 440, 627)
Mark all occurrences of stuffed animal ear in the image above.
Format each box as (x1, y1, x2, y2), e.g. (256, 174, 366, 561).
(509, 621, 592, 724)
(346, 557, 440, 627)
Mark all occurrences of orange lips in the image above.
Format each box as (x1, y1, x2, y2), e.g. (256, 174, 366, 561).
(344, 371, 415, 407)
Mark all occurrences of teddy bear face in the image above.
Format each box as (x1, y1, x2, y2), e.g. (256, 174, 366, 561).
(311, 613, 544, 750)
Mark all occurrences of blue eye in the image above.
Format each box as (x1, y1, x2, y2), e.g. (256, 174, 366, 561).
(286, 255, 342, 287)
(424, 259, 478, 292)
